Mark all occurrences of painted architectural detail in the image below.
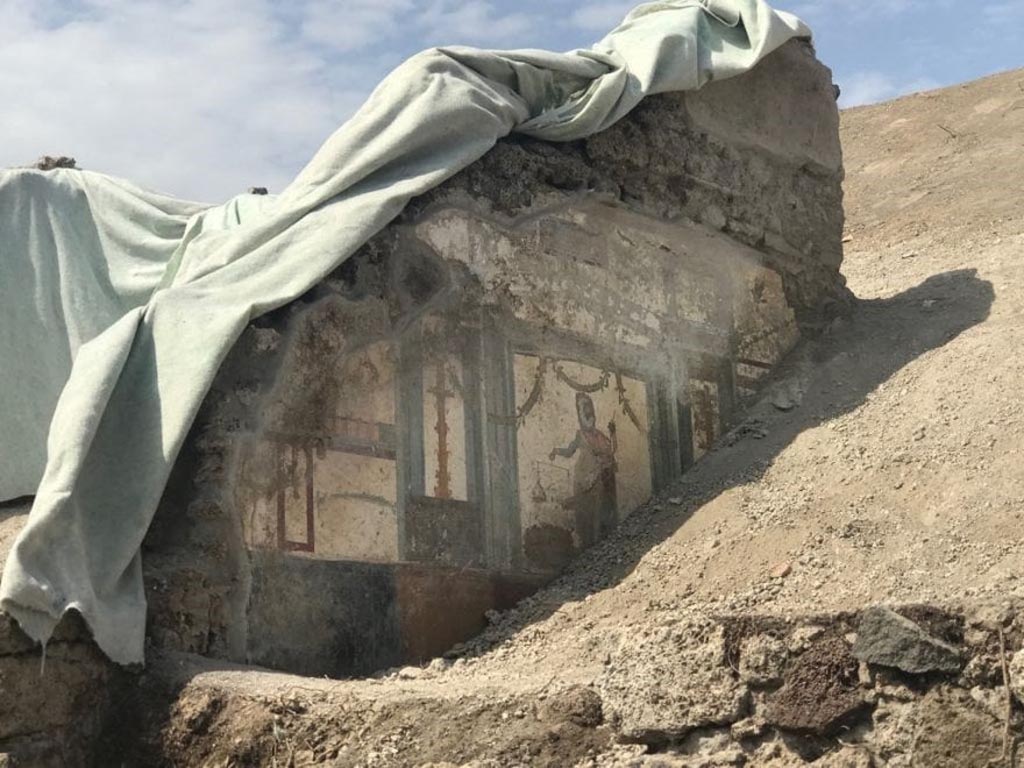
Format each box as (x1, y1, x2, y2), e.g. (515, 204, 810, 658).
(423, 357, 468, 503)
(246, 342, 401, 563)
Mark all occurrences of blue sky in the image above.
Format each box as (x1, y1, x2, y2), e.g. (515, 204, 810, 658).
(1, 0, 1021, 201)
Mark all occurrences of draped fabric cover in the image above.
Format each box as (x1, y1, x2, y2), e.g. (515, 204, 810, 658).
(0, 1, 808, 664)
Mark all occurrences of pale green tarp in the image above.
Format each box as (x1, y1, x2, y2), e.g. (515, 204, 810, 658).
(0, 0, 808, 664)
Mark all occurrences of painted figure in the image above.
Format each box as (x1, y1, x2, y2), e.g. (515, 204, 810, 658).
(549, 392, 618, 548)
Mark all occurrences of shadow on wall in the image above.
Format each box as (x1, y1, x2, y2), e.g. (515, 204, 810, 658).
(456, 267, 995, 654)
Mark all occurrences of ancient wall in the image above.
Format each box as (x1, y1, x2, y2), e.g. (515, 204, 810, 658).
(142, 39, 845, 678)
(0, 614, 115, 765)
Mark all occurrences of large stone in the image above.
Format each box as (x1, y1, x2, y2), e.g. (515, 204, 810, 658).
(764, 636, 866, 735)
(852, 607, 961, 674)
(599, 619, 750, 741)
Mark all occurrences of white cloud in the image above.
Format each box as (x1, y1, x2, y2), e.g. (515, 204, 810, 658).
(0, 0, 377, 200)
(0, 0, 1015, 200)
(416, 1, 535, 46)
(299, 0, 415, 53)
(0, 0, 551, 200)
(567, 2, 635, 32)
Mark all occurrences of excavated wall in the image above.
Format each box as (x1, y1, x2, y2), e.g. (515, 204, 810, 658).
(139, 38, 846, 679)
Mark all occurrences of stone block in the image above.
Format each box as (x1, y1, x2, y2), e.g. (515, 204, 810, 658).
(852, 606, 961, 674)
(600, 620, 749, 740)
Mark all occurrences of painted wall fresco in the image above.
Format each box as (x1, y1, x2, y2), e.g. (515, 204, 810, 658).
(245, 341, 400, 562)
(689, 379, 721, 461)
(513, 355, 652, 570)
(732, 267, 800, 398)
(240, 200, 800, 582)
(217, 197, 812, 679)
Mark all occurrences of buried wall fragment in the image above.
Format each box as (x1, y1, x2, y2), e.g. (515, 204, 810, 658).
(142, 39, 847, 678)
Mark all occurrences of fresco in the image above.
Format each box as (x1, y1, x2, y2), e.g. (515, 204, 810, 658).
(246, 341, 400, 562)
(513, 355, 652, 570)
(234, 197, 804, 580)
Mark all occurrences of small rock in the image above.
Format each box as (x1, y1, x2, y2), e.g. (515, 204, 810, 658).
(857, 661, 874, 687)
(852, 607, 961, 674)
(701, 205, 727, 230)
(739, 634, 788, 686)
(539, 685, 603, 727)
(730, 716, 768, 740)
(969, 686, 1005, 721)
(33, 155, 77, 171)
(770, 385, 803, 412)
(427, 657, 450, 674)
(787, 625, 825, 653)
(771, 392, 797, 411)
(770, 562, 792, 579)
(961, 653, 1001, 688)
(398, 666, 422, 680)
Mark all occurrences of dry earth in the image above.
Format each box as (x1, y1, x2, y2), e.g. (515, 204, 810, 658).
(5, 68, 1024, 767)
